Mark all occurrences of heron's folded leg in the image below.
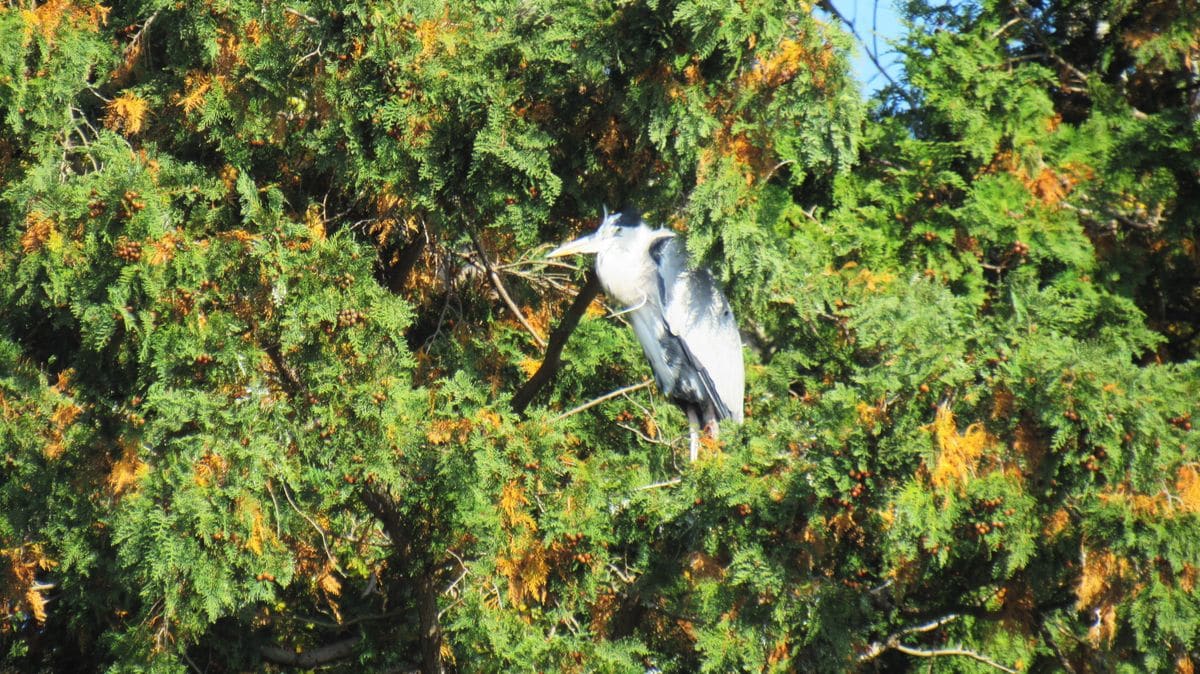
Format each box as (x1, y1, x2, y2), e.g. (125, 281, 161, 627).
(704, 419, 719, 440)
(702, 401, 720, 440)
(686, 407, 701, 463)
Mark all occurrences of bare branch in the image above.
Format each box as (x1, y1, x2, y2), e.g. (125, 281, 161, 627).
(635, 478, 682, 491)
(858, 613, 1018, 673)
(284, 7, 320, 24)
(551, 380, 653, 422)
(497, 258, 580, 272)
(500, 266, 576, 295)
(469, 232, 547, 349)
(264, 480, 283, 538)
(281, 481, 338, 571)
(1012, 3, 1089, 87)
(260, 636, 360, 667)
(291, 609, 406, 630)
(820, 1, 916, 107)
(990, 16, 1022, 40)
(903, 614, 961, 634)
(1061, 199, 1164, 232)
(859, 614, 961, 661)
(615, 420, 674, 447)
(892, 643, 1018, 673)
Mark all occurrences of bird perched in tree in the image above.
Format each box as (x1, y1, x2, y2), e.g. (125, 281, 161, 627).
(548, 210, 744, 461)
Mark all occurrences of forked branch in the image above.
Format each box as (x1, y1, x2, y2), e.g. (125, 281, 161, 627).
(858, 614, 1017, 673)
(469, 231, 547, 349)
(511, 273, 601, 415)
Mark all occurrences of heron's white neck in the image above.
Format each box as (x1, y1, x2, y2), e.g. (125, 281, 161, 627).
(595, 228, 671, 308)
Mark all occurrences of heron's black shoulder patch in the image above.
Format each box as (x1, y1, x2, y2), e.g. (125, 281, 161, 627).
(648, 235, 672, 265)
(613, 209, 642, 228)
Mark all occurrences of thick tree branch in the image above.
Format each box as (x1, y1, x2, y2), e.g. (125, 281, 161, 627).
(260, 635, 360, 668)
(359, 487, 444, 674)
(510, 272, 601, 415)
(381, 228, 428, 294)
(1038, 622, 1078, 673)
(264, 343, 303, 395)
(283, 7, 320, 25)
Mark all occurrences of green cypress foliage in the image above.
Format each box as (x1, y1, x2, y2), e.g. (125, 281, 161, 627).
(1, 0, 1196, 671)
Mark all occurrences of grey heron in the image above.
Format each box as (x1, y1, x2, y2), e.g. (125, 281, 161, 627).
(548, 211, 744, 461)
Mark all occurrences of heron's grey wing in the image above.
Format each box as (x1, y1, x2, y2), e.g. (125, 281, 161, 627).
(652, 238, 745, 423)
(625, 308, 686, 398)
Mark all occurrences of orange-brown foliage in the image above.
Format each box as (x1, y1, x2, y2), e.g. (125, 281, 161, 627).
(105, 91, 150, 135)
(2, 544, 56, 630)
(107, 441, 148, 496)
(19, 0, 106, 46)
(930, 406, 995, 492)
(1076, 548, 1131, 646)
(177, 72, 213, 116)
(1176, 465, 1200, 513)
(496, 531, 548, 608)
(1043, 508, 1071, 539)
(684, 552, 725, 582)
(21, 211, 54, 253)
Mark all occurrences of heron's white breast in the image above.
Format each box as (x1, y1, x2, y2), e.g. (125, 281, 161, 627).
(595, 246, 658, 309)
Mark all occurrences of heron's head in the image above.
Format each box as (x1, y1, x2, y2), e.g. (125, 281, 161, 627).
(547, 211, 672, 258)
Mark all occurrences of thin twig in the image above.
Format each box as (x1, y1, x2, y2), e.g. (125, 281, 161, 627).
(820, 1, 916, 107)
(292, 43, 324, 74)
(501, 266, 575, 294)
(860, 614, 961, 660)
(114, 11, 158, 82)
(1013, 2, 1089, 86)
(281, 481, 338, 570)
(87, 87, 112, 103)
(634, 478, 682, 491)
(443, 549, 471, 597)
(763, 158, 794, 183)
(858, 613, 1018, 673)
(292, 608, 405, 629)
(904, 614, 961, 634)
(615, 421, 674, 447)
(284, 7, 319, 24)
(469, 231, 547, 349)
(607, 562, 637, 583)
(264, 480, 283, 538)
(497, 258, 580, 272)
(181, 649, 204, 674)
(551, 380, 653, 422)
(869, 579, 893, 595)
(618, 393, 684, 453)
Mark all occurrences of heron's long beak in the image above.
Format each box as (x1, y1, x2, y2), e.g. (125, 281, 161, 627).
(547, 233, 601, 258)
